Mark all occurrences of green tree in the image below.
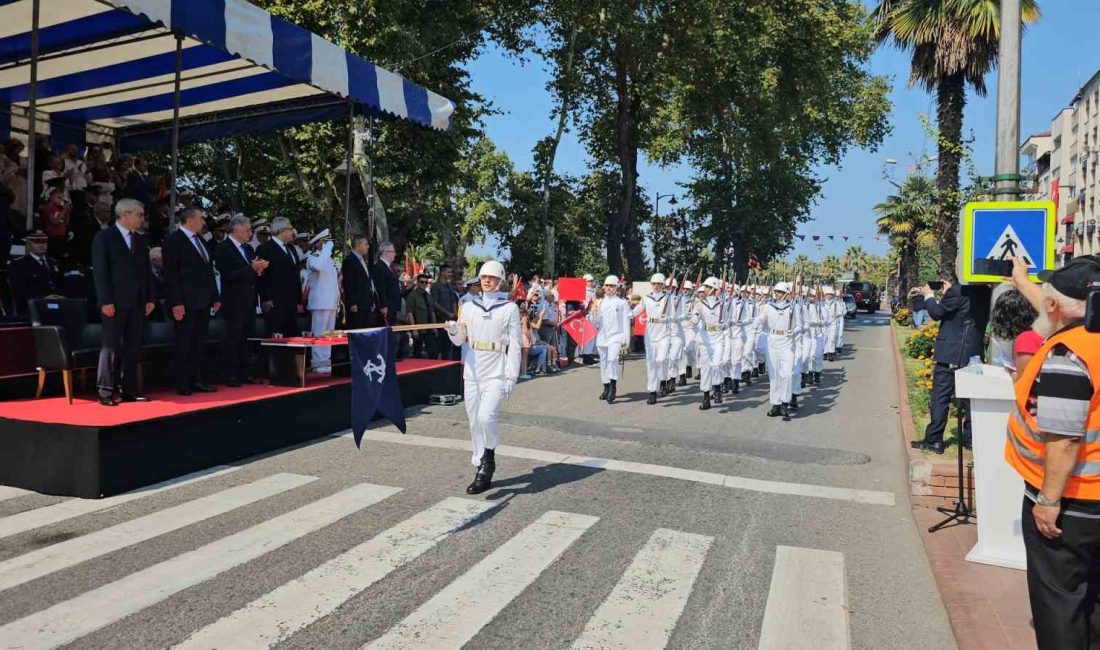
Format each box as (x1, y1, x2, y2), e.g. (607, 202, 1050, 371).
(874, 174, 937, 293)
(871, 0, 1040, 278)
(843, 245, 871, 276)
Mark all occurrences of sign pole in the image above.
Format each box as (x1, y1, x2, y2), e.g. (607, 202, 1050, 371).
(993, 0, 1022, 202)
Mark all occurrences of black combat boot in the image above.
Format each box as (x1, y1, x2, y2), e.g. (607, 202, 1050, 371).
(751, 368, 760, 378)
(801, 373, 811, 388)
(789, 394, 799, 411)
(607, 379, 617, 404)
(781, 403, 791, 421)
(599, 383, 610, 401)
(699, 391, 711, 411)
(759, 362, 766, 375)
(813, 372, 821, 385)
(678, 374, 687, 386)
(731, 378, 740, 394)
(686, 365, 693, 379)
(742, 370, 752, 385)
(723, 377, 734, 393)
(466, 449, 496, 494)
(767, 404, 783, 417)
(647, 392, 658, 405)
(712, 386, 723, 404)
(667, 378, 676, 394)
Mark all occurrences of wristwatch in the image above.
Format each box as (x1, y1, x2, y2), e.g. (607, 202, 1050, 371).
(1036, 492, 1062, 507)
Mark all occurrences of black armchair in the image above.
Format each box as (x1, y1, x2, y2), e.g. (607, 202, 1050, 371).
(28, 298, 90, 403)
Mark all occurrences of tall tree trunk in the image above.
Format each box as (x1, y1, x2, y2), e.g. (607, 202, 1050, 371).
(540, 24, 577, 278)
(935, 73, 966, 280)
(608, 48, 635, 278)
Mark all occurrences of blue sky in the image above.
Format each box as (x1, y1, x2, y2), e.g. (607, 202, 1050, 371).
(463, 2, 1100, 263)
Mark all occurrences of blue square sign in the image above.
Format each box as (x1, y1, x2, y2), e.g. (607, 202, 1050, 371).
(960, 201, 1056, 284)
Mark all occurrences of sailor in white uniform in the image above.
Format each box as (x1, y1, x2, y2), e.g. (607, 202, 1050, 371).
(736, 285, 757, 386)
(807, 287, 827, 386)
(753, 286, 769, 377)
(664, 276, 686, 396)
(304, 229, 339, 373)
(445, 260, 522, 494)
(577, 273, 599, 360)
(593, 275, 632, 404)
(678, 281, 697, 384)
(690, 276, 726, 410)
(821, 287, 840, 361)
(632, 273, 672, 405)
(832, 287, 847, 355)
(755, 281, 797, 421)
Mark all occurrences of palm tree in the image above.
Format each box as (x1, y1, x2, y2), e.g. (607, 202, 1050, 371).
(875, 175, 937, 293)
(871, 0, 1040, 278)
(843, 245, 870, 277)
(792, 254, 814, 278)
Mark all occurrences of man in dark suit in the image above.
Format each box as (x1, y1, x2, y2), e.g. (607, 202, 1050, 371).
(340, 234, 378, 328)
(164, 207, 220, 395)
(91, 199, 155, 406)
(373, 241, 402, 359)
(256, 217, 302, 337)
(214, 214, 269, 386)
(912, 279, 985, 453)
(6, 230, 62, 315)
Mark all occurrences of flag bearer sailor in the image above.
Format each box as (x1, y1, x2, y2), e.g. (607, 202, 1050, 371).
(691, 276, 726, 410)
(679, 281, 696, 385)
(756, 281, 797, 421)
(664, 276, 686, 396)
(632, 273, 672, 404)
(593, 275, 632, 404)
(444, 260, 522, 495)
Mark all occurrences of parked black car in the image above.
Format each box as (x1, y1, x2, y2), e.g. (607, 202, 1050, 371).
(844, 281, 880, 313)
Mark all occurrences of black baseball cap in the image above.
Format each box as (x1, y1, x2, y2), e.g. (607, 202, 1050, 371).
(1038, 255, 1100, 300)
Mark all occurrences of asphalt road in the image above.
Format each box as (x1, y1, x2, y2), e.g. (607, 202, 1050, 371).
(0, 312, 956, 649)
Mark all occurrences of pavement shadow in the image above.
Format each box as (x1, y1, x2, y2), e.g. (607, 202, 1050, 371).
(451, 463, 605, 531)
(792, 367, 847, 417)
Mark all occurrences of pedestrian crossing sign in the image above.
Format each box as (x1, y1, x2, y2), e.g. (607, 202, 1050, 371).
(960, 201, 1056, 284)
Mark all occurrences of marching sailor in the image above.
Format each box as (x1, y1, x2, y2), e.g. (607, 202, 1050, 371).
(679, 281, 696, 385)
(445, 260, 522, 495)
(736, 285, 757, 386)
(822, 287, 840, 361)
(754, 286, 769, 377)
(632, 273, 672, 405)
(691, 276, 726, 410)
(756, 281, 797, 421)
(593, 275, 632, 404)
(664, 276, 686, 396)
(807, 287, 827, 386)
(724, 284, 748, 395)
(832, 287, 847, 355)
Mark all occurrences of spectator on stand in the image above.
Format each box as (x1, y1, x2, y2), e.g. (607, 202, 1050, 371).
(1005, 255, 1100, 649)
(432, 263, 461, 359)
(124, 157, 156, 210)
(518, 299, 534, 379)
(163, 207, 219, 395)
(0, 138, 27, 219)
(32, 135, 50, 206)
(256, 217, 301, 337)
(111, 154, 132, 194)
(86, 144, 111, 184)
(406, 272, 436, 358)
(988, 288, 1041, 378)
(41, 187, 70, 261)
(341, 235, 378, 328)
(909, 287, 927, 328)
(6, 230, 61, 315)
(214, 214, 268, 386)
(373, 242, 402, 356)
(62, 144, 89, 223)
(304, 230, 339, 374)
(148, 246, 166, 303)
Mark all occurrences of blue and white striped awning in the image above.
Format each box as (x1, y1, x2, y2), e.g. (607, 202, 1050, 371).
(0, 0, 455, 152)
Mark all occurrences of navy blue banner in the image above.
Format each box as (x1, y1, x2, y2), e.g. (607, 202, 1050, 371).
(349, 328, 406, 447)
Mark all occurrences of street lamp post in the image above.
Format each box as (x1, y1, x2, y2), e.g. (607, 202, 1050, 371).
(655, 192, 678, 267)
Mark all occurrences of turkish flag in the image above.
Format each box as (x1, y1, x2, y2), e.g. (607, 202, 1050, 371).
(562, 315, 598, 347)
(557, 277, 587, 302)
(633, 309, 647, 336)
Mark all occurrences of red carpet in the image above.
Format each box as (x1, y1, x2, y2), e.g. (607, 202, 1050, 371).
(0, 359, 458, 427)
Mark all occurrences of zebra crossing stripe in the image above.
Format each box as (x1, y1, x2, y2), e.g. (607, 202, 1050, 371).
(0, 473, 316, 593)
(0, 465, 241, 541)
(758, 546, 850, 650)
(174, 496, 498, 649)
(571, 528, 713, 649)
(0, 483, 401, 650)
(364, 510, 599, 649)
(0, 486, 33, 503)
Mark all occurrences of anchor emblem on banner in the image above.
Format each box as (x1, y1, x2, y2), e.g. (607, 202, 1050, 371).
(363, 354, 387, 384)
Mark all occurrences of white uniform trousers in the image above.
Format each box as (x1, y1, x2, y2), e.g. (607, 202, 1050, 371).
(738, 327, 754, 373)
(597, 343, 623, 383)
(755, 331, 768, 365)
(766, 336, 795, 405)
(310, 309, 337, 372)
(824, 320, 839, 355)
(681, 335, 694, 375)
(644, 334, 671, 392)
(726, 329, 743, 380)
(667, 328, 685, 380)
(811, 331, 825, 372)
(698, 331, 725, 388)
(464, 378, 507, 465)
(835, 317, 845, 351)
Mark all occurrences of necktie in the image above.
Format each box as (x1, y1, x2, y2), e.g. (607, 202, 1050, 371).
(39, 257, 48, 270)
(192, 234, 209, 263)
(243, 244, 253, 262)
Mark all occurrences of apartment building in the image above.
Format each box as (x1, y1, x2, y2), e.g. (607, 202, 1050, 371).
(1022, 69, 1100, 264)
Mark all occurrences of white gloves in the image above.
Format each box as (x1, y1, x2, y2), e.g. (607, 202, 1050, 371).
(322, 240, 334, 255)
(504, 381, 516, 398)
(445, 320, 460, 336)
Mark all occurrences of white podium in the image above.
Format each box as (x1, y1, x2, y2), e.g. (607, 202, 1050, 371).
(954, 364, 1026, 570)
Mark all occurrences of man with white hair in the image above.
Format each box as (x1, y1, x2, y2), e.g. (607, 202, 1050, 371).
(756, 279, 798, 420)
(633, 273, 673, 404)
(445, 260, 522, 494)
(1004, 255, 1100, 648)
(256, 216, 301, 338)
(691, 276, 726, 410)
(593, 275, 631, 404)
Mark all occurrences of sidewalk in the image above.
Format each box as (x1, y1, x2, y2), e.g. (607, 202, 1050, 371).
(891, 324, 1036, 649)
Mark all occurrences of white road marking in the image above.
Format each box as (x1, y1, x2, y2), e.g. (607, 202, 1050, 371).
(364, 510, 599, 649)
(571, 528, 713, 649)
(0, 473, 315, 592)
(0, 486, 33, 502)
(351, 431, 895, 506)
(0, 465, 240, 540)
(0, 483, 400, 650)
(758, 546, 850, 650)
(174, 496, 497, 650)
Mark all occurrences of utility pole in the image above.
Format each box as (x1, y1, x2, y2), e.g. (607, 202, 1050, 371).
(993, 0, 1022, 202)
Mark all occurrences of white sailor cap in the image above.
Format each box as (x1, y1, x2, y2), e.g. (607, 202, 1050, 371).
(703, 276, 721, 289)
(650, 273, 667, 284)
(583, 273, 595, 282)
(604, 275, 620, 286)
(308, 228, 331, 245)
(682, 280, 694, 290)
(773, 281, 792, 294)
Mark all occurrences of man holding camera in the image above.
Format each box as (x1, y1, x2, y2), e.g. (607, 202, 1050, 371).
(911, 277, 983, 454)
(1005, 255, 1100, 649)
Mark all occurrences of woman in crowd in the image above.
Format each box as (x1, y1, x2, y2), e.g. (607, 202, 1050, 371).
(517, 299, 535, 380)
(0, 138, 27, 218)
(42, 187, 70, 259)
(988, 288, 1043, 378)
